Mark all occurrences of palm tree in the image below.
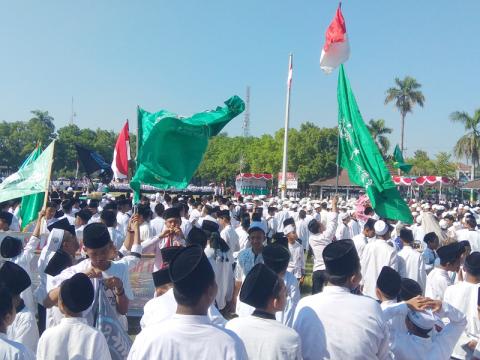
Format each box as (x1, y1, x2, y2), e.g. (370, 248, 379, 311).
(384, 76, 425, 154)
(366, 118, 392, 157)
(450, 109, 480, 179)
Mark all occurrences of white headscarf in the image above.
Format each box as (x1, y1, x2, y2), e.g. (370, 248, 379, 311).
(38, 228, 65, 273)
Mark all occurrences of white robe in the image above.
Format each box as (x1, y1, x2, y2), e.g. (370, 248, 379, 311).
(287, 241, 304, 279)
(36, 317, 111, 360)
(352, 233, 368, 260)
(384, 302, 466, 360)
(128, 314, 247, 360)
(0, 332, 35, 360)
(205, 246, 234, 310)
(425, 267, 452, 301)
(7, 306, 39, 354)
(444, 281, 480, 359)
(361, 239, 399, 299)
(276, 271, 300, 328)
(293, 286, 390, 360)
(397, 245, 427, 292)
(226, 315, 302, 360)
(140, 288, 226, 329)
(335, 222, 351, 240)
(456, 229, 480, 252)
(221, 225, 240, 255)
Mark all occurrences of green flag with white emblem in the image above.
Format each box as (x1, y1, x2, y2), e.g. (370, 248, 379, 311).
(337, 66, 412, 223)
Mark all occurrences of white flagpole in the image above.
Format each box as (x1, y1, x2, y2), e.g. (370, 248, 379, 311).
(281, 53, 293, 199)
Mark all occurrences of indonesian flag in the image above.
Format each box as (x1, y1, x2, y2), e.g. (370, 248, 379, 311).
(320, 4, 350, 74)
(111, 120, 130, 180)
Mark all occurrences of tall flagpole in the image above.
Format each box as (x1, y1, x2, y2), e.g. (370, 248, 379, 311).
(281, 53, 293, 199)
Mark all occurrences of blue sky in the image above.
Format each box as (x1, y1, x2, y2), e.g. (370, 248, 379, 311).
(0, 0, 479, 159)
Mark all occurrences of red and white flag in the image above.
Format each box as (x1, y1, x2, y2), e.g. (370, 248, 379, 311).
(320, 4, 350, 74)
(111, 120, 131, 180)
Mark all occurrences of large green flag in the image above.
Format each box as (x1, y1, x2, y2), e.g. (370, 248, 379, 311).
(19, 145, 45, 230)
(337, 66, 412, 223)
(0, 141, 55, 204)
(393, 144, 413, 174)
(131, 96, 245, 202)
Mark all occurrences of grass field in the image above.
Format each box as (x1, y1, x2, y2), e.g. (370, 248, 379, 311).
(300, 253, 314, 296)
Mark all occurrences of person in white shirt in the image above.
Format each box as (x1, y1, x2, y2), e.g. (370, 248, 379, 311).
(74, 208, 92, 246)
(375, 266, 402, 311)
(101, 209, 125, 250)
(352, 218, 376, 260)
(309, 196, 338, 294)
(218, 210, 240, 255)
(235, 216, 251, 256)
(150, 203, 165, 236)
(397, 228, 427, 292)
(262, 244, 300, 327)
(0, 261, 38, 354)
(226, 263, 302, 359)
(60, 199, 76, 225)
(335, 212, 351, 240)
(284, 225, 305, 282)
(128, 245, 247, 360)
(295, 210, 312, 251)
(0, 287, 35, 360)
(202, 220, 234, 312)
(0, 210, 13, 232)
(116, 199, 131, 236)
(36, 273, 111, 360)
(443, 251, 480, 359)
(1, 234, 39, 315)
(384, 296, 467, 360)
(275, 205, 292, 234)
(347, 215, 361, 238)
(425, 242, 464, 300)
(265, 207, 278, 242)
(45, 221, 141, 331)
(141, 241, 226, 329)
(87, 200, 101, 223)
(456, 216, 480, 252)
(293, 239, 391, 360)
(361, 220, 398, 299)
(423, 232, 439, 274)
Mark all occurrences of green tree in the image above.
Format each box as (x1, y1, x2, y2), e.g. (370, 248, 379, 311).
(385, 76, 425, 154)
(366, 119, 392, 157)
(409, 150, 435, 175)
(433, 152, 456, 177)
(450, 109, 480, 179)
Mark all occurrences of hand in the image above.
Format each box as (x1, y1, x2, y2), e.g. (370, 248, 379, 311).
(173, 227, 184, 239)
(104, 276, 123, 292)
(84, 267, 103, 279)
(467, 340, 478, 351)
(299, 275, 305, 285)
(424, 298, 443, 313)
(406, 296, 430, 312)
(159, 228, 172, 238)
(38, 209, 46, 218)
(332, 196, 339, 206)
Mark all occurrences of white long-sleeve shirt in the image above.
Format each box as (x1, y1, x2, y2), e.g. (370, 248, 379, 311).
(7, 305, 39, 355)
(309, 212, 338, 272)
(287, 241, 304, 279)
(0, 332, 34, 360)
(384, 302, 466, 360)
(129, 314, 247, 360)
(361, 238, 399, 299)
(425, 267, 452, 301)
(444, 280, 480, 360)
(397, 245, 427, 292)
(36, 317, 111, 360)
(225, 315, 302, 360)
(293, 286, 391, 360)
(276, 271, 300, 328)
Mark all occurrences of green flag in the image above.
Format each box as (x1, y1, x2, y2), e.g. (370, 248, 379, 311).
(337, 66, 412, 223)
(0, 141, 55, 204)
(131, 96, 245, 202)
(19, 145, 45, 230)
(393, 145, 413, 174)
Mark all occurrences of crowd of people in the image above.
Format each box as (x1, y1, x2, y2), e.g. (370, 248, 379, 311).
(0, 190, 480, 359)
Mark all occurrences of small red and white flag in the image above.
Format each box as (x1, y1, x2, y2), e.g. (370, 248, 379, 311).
(320, 3, 350, 74)
(111, 120, 131, 180)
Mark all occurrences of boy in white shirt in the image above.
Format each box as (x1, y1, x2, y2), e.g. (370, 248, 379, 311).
(37, 273, 111, 360)
(284, 224, 305, 283)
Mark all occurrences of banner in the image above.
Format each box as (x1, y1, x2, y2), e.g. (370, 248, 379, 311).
(278, 172, 298, 190)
